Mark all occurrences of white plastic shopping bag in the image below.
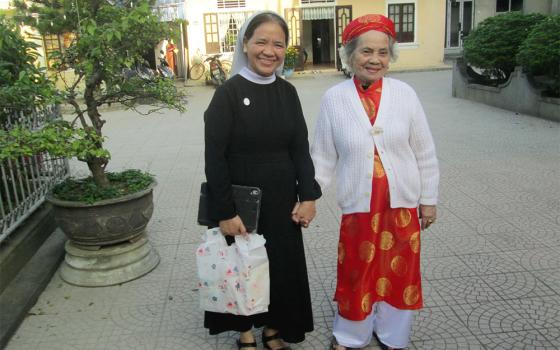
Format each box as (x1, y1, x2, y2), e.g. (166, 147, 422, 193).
(196, 228, 270, 315)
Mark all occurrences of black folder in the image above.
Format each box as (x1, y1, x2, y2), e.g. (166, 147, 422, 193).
(197, 182, 262, 232)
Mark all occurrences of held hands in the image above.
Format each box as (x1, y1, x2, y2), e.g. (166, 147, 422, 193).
(219, 215, 247, 236)
(291, 201, 316, 228)
(419, 204, 437, 230)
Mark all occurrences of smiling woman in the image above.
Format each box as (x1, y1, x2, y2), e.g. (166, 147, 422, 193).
(202, 11, 321, 350)
(242, 20, 287, 77)
(311, 14, 439, 350)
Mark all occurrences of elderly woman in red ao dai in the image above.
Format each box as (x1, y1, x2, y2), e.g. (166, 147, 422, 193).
(311, 14, 440, 350)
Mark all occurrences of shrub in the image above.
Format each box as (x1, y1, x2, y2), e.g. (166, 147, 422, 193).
(517, 15, 560, 97)
(284, 46, 299, 69)
(0, 17, 59, 123)
(463, 12, 546, 82)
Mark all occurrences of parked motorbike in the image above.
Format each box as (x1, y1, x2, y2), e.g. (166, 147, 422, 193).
(205, 54, 227, 86)
(157, 50, 174, 79)
(122, 60, 156, 81)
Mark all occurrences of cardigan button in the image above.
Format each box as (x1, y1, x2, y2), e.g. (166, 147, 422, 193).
(367, 152, 374, 158)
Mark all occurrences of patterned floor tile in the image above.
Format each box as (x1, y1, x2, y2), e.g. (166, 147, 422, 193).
(505, 297, 560, 331)
(506, 248, 560, 271)
(458, 252, 525, 275)
(441, 234, 499, 256)
(455, 301, 535, 335)
(420, 256, 474, 280)
(483, 272, 557, 300)
(154, 330, 216, 349)
(476, 330, 556, 350)
(411, 306, 474, 341)
(426, 276, 501, 305)
(105, 303, 166, 334)
(410, 336, 484, 350)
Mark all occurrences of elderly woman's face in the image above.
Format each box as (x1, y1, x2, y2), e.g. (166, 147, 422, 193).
(352, 30, 390, 83)
(244, 21, 286, 77)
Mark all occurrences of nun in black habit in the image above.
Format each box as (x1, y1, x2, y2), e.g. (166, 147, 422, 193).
(203, 10, 322, 350)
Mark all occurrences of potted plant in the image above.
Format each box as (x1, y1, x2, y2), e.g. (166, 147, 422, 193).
(283, 46, 298, 78)
(3, 0, 185, 286)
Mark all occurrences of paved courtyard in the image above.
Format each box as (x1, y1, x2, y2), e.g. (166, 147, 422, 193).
(6, 70, 560, 350)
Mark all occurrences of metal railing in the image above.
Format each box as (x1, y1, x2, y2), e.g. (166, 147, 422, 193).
(0, 106, 70, 243)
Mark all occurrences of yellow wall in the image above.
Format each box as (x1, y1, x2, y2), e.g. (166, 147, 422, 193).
(185, 0, 446, 70)
(338, 0, 446, 71)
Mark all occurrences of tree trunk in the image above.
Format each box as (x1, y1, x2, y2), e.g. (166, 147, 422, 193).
(87, 157, 110, 188)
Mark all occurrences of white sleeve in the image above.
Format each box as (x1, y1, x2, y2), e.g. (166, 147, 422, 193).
(409, 92, 439, 205)
(311, 96, 338, 190)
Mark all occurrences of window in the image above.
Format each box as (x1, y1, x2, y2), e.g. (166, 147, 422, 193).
(388, 3, 415, 43)
(217, 0, 245, 9)
(496, 0, 523, 12)
(204, 12, 251, 54)
(42, 32, 75, 68)
(221, 16, 240, 53)
(43, 34, 62, 68)
(204, 13, 220, 54)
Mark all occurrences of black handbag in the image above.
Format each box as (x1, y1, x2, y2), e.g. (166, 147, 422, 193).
(197, 182, 262, 232)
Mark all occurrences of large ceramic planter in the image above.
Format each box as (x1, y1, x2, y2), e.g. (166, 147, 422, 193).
(46, 182, 156, 246)
(46, 181, 159, 286)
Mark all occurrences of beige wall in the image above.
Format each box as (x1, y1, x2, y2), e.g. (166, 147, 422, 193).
(475, 0, 559, 27)
(185, 0, 446, 70)
(337, 0, 446, 70)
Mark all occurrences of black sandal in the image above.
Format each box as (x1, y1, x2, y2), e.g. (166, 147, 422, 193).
(236, 339, 257, 349)
(262, 330, 292, 350)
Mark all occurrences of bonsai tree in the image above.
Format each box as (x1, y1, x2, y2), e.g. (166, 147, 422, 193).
(517, 15, 560, 97)
(4, 0, 184, 200)
(463, 12, 545, 82)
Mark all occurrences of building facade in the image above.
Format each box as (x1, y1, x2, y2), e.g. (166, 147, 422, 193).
(444, 0, 560, 56)
(183, 0, 448, 74)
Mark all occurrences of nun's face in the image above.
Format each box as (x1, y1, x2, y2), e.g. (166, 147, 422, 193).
(243, 21, 286, 76)
(352, 30, 390, 84)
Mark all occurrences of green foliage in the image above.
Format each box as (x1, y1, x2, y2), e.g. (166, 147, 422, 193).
(0, 17, 59, 118)
(517, 15, 560, 97)
(6, 0, 186, 190)
(463, 12, 546, 81)
(0, 120, 109, 161)
(284, 46, 298, 69)
(52, 169, 154, 203)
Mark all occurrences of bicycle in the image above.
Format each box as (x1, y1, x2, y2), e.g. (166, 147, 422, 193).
(189, 53, 232, 81)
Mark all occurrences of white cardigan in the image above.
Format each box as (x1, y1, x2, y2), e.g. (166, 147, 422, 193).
(311, 78, 439, 213)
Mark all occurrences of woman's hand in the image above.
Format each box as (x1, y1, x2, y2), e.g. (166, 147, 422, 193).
(219, 215, 247, 236)
(419, 204, 437, 230)
(291, 201, 316, 228)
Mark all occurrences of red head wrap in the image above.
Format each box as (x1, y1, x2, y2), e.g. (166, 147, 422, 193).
(342, 14, 396, 45)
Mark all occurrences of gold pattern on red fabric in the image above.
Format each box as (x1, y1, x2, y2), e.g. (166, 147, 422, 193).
(334, 77, 423, 321)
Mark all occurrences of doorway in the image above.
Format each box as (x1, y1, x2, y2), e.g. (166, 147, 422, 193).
(446, 0, 473, 48)
(311, 19, 332, 65)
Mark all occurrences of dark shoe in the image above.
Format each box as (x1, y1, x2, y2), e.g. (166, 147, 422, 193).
(236, 338, 257, 349)
(262, 329, 292, 350)
(372, 330, 403, 350)
(330, 336, 358, 350)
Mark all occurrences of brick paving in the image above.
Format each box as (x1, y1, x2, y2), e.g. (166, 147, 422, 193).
(6, 70, 560, 349)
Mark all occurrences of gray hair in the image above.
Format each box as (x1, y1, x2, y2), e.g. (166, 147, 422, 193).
(339, 33, 399, 75)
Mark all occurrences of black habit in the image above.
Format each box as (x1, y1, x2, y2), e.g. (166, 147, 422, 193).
(203, 74, 321, 343)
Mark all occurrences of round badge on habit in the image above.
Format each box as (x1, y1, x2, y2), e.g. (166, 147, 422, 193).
(243, 98, 250, 106)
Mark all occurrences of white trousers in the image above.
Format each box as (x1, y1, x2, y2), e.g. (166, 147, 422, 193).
(333, 301, 414, 349)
